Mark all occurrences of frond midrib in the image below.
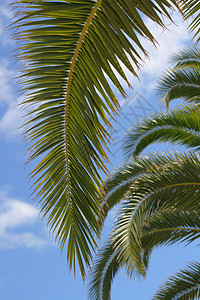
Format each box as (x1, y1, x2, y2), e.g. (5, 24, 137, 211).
(168, 280, 200, 300)
(142, 226, 200, 237)
(64, 1, 104, 242)
(65, 0, 103, 187)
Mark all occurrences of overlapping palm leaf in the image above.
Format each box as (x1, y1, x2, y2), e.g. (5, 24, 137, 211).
(88, 208, 200, 300)
(123, 104, 200, 159)
(157, 47, 200, 108)
(12, 0, 186, 278)
(153, 261, 200, 299)
(88, 47, 200, 298)
(180, 0, 200, 42)
(88, 152, 200, 299)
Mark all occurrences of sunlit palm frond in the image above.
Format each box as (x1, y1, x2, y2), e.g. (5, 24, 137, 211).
(12, 0, 181, 278)
(158, 67, 200, 107)
(123, 105, 200, 159)
(87, 239, 120, 300)
(171, 47, 200, 68)
(156, 47, 200, 108)
(153, 261, 200, 299)
(142, 209, 200, 251)
(102, 150, 188, 220)
(88, 208, 200, 300)
(181, 0, 200, 43)
(113, 151, 200, 275)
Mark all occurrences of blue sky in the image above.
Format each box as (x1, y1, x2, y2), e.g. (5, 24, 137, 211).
(0, 1, 199, 299)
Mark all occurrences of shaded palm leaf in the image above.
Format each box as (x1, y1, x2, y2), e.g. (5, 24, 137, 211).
(113, 151, 200, 275)
(157, 47, 200, 108)
(181, 0, 200, 43)
(123, 105, 200, 159)
(153, 261, 200, 299)
(88, 208, 200, 300)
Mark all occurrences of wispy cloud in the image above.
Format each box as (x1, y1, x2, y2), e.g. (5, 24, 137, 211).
(0, 2, 15, 47)
(0, 186, 51, 250)
(0, 59, 23, 139)
(122, 12, 192, 94)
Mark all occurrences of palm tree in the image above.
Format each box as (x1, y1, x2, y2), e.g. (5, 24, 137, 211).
(88, 47, 200, 299)
(13, 0, 200, 278)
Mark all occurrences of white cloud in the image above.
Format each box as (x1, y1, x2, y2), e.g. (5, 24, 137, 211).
(121, 12, 192, 94)
(0, 59, 23, 139)
(0, 98, 23, 139)
(0, 186, 50, 250)
(0, 59, 16, 105)
(0, 2, 15, 47)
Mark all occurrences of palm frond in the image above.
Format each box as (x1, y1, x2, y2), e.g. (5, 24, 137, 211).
(142, 209, 200, 250)
(156, 47, 200, 108)
(181, 0, 200, 43)
(171, 47, 200, 68)
(102, 150, 189, 220)
(87, 239, 120, 300)
(113, 151, 200, 275)
(153, 261, 200, 299)
(123, 105, 200, 159)
(88, 209, 200, 300)
(12, 0, 181, 277)
(158, 68, 200, 107)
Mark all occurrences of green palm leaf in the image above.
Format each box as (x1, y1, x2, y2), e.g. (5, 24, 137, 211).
(181, 0, 200, 43)
(87, 239, 120, 300)
(153, 261, 200, 299)
(123, 105, 200, 159)
(157, 48, 200, 108)
(13, 0, 185, 278)
(88, 45, 200, 296)
(88, 208, 200, 300)
(112, 151, 200, 274)
(142, 209, 200, 249)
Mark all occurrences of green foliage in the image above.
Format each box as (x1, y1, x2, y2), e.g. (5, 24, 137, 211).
(12, 0, 200, 282)
(180, 0, 200, 43)
(13, 0, 185, 278)
(153, 261, 200, 299)
(123, 105, 200, 159)
(157, 47, 200, 108)
(88, 46, 200, 299)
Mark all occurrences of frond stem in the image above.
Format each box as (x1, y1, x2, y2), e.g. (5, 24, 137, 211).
(65, 0, 103, 162)
(142, 226, 200, 237)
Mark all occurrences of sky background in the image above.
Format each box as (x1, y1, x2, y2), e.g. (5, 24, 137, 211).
(0, 1, 199, 299)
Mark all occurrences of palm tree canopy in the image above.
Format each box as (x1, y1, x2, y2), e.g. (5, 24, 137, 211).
(88, 151, 200, 299)
(88, 46, 200, 298)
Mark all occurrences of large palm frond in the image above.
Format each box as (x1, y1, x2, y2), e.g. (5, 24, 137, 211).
(93, 151, 200, 270)
(12, 0, 184, 278)
(153, 261, 200, 299)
